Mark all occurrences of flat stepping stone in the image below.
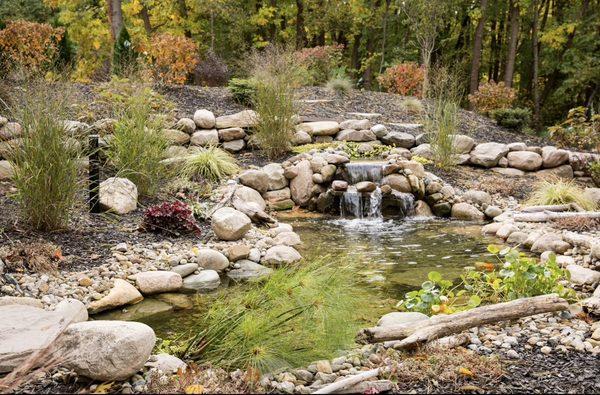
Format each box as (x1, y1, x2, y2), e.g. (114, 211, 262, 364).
(347, 112, 382, 119)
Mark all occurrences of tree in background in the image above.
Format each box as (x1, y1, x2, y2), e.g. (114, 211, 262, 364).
(112, 25, 136, 76)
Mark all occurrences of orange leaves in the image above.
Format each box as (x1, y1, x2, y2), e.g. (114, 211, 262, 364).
(0, 20, 64, 73)
(147, 33, 199, 84)
(377, 62, 425, 98)
(468, 81, 516, 115)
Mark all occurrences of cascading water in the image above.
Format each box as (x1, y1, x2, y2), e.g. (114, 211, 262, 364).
(344, 162, 384, 184)
(340, 186, 383, 219)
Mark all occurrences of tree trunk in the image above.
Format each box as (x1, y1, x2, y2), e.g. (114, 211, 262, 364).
(488, 18, 497, 81)
(295, 0, 306, 49)
(532, 0, 541, 130)
(268, 0, 277, 42)
(139, 4, 152, 36)
(469, 0, 489, 97)
(503, 0, 519, 87)
(493, 14, 504, 81)
(107, 0, 124, 40)
(379, 0, 391, 74)
(350, 32, 362, 78)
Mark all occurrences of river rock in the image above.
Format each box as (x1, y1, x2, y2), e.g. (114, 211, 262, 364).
(536, 164, 574, 180)
(0, 296, 43, 308)
(583, 188, 600, 207)
(190, 129, 219, 146)
(222, 139, 245, 152)
(411, 143, 434, 159)
(377, 311, 428, 327)
(452, 134, 476, 154)
(95, 299, 173, 321)
(506, 231, 529, 245)
(174, 118, 196, 134)
(211, 207, 252, 241)
(215, 110, 257, 129)
(320, 164, 337, 182)
(531, 233, 571, 254)
(470, 142, 509, 168)
(336, 129, 376, 142)
(239, 170, 270, 193)
(146, 353, 187, 374)
(273, 231, 302, 247)
(484, 205, 502, 218)
(507, 151, 542, 171)
(382, 174, 411, 193)
(292, 131, 312, 145)
(325, 153, 350, 165)
(290, 160, 314, 206)
(381, 132, 415, 148)
(57, 321, 155, 381)
(414, 200, 433, 217)
(542, 146, 569, 168)
(463, 190, 492, 206)
(262, 245, 302, 266)
(340, 119, 371, 130)
(566, 265, 600, 286)
(54, 299, 88, 323)
(99, 177, 138, 214)
(135, 271, 182, 294)
(356, 181, 377, 192)
(332, 180, 348, 191)
(89, 279, 143, 314)
(218, 127, 246, 141)
(226, 244, 251, 262)
(193, 109, 216, 129)
(264, 188, 291, 203)
(496, 224, 518, 239)
(451, 202, 485, 221)
(263, 163, 288, 190)
(182, 270, 221, 292)
(171, 263, 198, 278)
(296, 121, 339, 136)
(371, 124, 388, 138)
(227, 260, 273, 282)
(163, 129, 191, 145)
(482, 222, 503, 235)
(196, 248, 230, 271)
(0, 160, 13, 180)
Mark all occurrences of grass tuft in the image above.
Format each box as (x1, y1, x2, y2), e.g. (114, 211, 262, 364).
(400, 98, 424, 115)
(326, 75, 353, 93)
(527, 178, 597, 211)
(181, 146, 240, 183)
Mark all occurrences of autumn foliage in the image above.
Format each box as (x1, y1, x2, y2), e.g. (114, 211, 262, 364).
(377, 62, 425, 97)
(294, 44, 344, 84)
(0, 20, 64, 74)
(147, 34, 199, 84)
(468, 81, 516, 115)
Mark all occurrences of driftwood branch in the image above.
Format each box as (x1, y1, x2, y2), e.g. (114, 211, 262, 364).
(514, 210, 600, 222)
(313, 368, 380, 394)
(357, 294, 569, 348)
(521, 203, 583, 213)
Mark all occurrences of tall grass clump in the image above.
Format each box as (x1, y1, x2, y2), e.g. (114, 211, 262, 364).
(7, 83, 82, 231)
(326, 71, 353, 93)
(424, 66, 464, 169)
(107, 88, 168, 196)
(527, 178, 597, 211)
(249, 45, 303, 159)
(181, 146, 240, 182)
(181, 258, 369, 373)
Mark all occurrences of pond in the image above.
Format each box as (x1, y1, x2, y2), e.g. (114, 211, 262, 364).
(99, 214, 498, 340)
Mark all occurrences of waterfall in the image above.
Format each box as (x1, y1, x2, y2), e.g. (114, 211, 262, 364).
(340, 187, 383, 219)
(345, 162, 385, 184)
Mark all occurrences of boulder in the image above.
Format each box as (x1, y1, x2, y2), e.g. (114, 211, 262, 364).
(566, 265, 600, 286)
(536, 164, 574, 180)
(99, 177, 138, 214)
(264, 188, 291, 203)
(54, 299, 88, 323)
(583, 188, 600, 207)
(320, 164, 337, 182)
(57, 321, 155, 381)
(262, 245, 302, 266)
(452, 134, 476, 154)
(263, 163, 288, 190)
(355, 181, 377, 192)
(296, 121, 340, 136)
(171, 263, 198, 278)
(399, 160, 426, 177)
(0, 296, 43, 308)
(273, 231, 302, 247)
(371, 124, 388, 138)
(223, 139, 245, 152)
(325, 153, 350, 165)
(506, 231, 528, 245)
(190, 129, 219, 146)
(290, 160, 314, 206)
(211, 207, 252, 241)
(413, 200, 433, 217)
(340, 119, 371, 130)
(451, 202, 485, 221)
(227, 260, 273, 282)
(215, 110, 257, 129)
(332, 180, 348, 191)
(181, 270, 221, 292)
(234, 185, 267, 210)
(531, 233, 571, 254)
(146, 353, 187, 374)
(226, 245, 251, 262)
(239, 170, 270, 193)
(0, 160, 14, 180)
(507, 151, 543, 171)
(218, 127, 246, 142)
(482, 222, 503, 235)
(542, 146, 569, 168)
(470, 142, 509, 168)
(496, 224, 518, 239)
(174, 118, 196, 134)
(163, 129, 191, 145)
(377, 311, 428, 327)
(196, 248, 230, 271)
(382, 174, 411, 193)
(411, 143, 434, 159)
(463, 190, 492, 206)
(484, 205, 502, 218)
(292, 131, 312, 145)
(89, 279, 143, 314)
(507, 142, 527, 151)
(193, 109, 216, 129)
(336, 129, 376, 142)
(135, 271, 183, 294)
(381, 132, 415, 148)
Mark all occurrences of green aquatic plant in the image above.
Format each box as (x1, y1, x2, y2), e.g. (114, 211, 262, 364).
(342, 142, 390, 159)
(180, 258, 370, 373)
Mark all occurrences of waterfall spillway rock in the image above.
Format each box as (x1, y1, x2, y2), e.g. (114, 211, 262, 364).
(344, 162, 385, 184)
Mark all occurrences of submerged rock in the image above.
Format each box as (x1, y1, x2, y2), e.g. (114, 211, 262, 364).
(182, 270, 221, 292)
(262, 245, 302, 266)
(227, 260, 273, 282)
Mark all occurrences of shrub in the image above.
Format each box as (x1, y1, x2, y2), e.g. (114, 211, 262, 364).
(107, 88, 169, 196)
(377, 62, 425, 97)
(147, 33, 199, 84)
(94, 77, 174, 116)
(527, 178, 596, 211)
(181, 258, 369, 372)
(142, 200, 201, 235)
(468, 81, 516, 115)
(227, 78, 257, 106)
(491, 107, 531, 131)
(294, 44, 344, 85)
(326, 73, 353, 93)
(181, 146, 240, 182)
(112, 27, 137, 77)
(250, 45, 299, 159)
(548, 107, 600, 151)
(194, 50, 230, 86)
(7, 82, 81, 231)
(399, 98, 424, 115)
(0, 20, 64, 75)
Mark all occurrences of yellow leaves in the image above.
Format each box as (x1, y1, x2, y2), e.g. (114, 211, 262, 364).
(184, 384, 204, 394)
(147, 33, 199, 84)
(93, 40, 101, 50)
(93, 382, 114, 394)
(458, 367, 474, 377)
(540, 23, 578, 50)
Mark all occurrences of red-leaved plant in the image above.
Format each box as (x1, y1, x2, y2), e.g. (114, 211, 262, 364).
(377, 62, 425, 97)
(142, 201, 201, 235)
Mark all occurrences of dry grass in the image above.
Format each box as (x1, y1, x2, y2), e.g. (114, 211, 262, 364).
(527, 178, 597, 211)
(0, 240, 62, 273)
(551, 216, 600, 232)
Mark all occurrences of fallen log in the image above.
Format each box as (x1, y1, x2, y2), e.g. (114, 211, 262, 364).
(513, 210, 600, 223)
(357, 294, 568, 347)
(521, 203, 583, 213)
(313, 368, 380, 394)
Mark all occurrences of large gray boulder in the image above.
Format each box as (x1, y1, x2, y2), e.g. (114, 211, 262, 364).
(290, 160, 314, 207)
(470, 142, 509, 168)
(541, 146, 569, 168)
(451, 134, 476, 154)
(193, 109, 216, 129)
(239, 170, 270, 193)
(381, 132, 415, 148)
(88, 279, 143, 314)
(181, 270, 221, 292)
(196, 248, 230, 271)
(234, 185, 267, 211)
(566, 265, 600, 286)
(262, 245, 302, 266)
(99, 177, 138, 214)
(507, 151, 543, 171)
(135, 271, 182, 295)
(211, 207, 252, 241)
(57, 321, 155, 381)
(215, 110, 257, 129)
